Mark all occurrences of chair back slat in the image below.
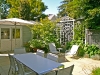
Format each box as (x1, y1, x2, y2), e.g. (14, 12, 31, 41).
(57, 64, 74, 75)
(9, 54, 16, 67)
(14, 47, 26, 55)
(49, 43, 58, 53)
(15, 59, 24, 75)
(8, 54, 17, 75)
(47, 53, 58, 62)
(65, 45, 79, 56)
(70, 45, 79, 54)
(36, 49, 44, 57)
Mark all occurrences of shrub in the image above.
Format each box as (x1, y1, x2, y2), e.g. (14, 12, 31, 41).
(65, 40, 85, 57)
(65, 40, 100, 58)
(91, 67, 100, 75)
(65, 40, 84, 50)
(29, 18, 60, 53)
(29, 39, 43, 48)
(84, 44, 100, 57)
(28, 39, 49, 53)
(77, 46, 85, 57)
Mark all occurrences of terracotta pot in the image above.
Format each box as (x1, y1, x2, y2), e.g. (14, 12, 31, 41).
(30, 47, 37, 52)
(33, 48, 37, 52)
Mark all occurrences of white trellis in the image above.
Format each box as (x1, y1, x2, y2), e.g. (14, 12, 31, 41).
(57, 16, 75, 45)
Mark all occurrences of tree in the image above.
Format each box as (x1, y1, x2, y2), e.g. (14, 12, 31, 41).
(67, 0, 100, 29)
(58, 0, 100, 42)
(7, 0, 47, 20)
(58, 0, 73, 17)
(74, 22, 85, 40)
(59, 0, 100, 29)
(0, 0, 9, 19)
(31, 18, 57, 42)
(29, 18, 60, 53)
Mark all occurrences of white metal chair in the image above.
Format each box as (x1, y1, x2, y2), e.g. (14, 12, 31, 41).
(49, 43, 59, 54)
(8, 54, 18, 75)
(36, 49, 45, 57)
(65, 45, 79, 56)
(43, 70, 56, 75)
(47, 53, 58, 62)
(15, 59, 37, 75)
(57, 64, 74, 75)
(14, 47, 26, 55)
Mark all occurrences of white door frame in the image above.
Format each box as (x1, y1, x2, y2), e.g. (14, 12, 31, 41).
(0, 26, 22, 51)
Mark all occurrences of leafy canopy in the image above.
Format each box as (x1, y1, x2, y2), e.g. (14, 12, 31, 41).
(67, 0, 100, 29)
(29, 18, 60, 52)
(31, 18, 57, 42)
(58, 0, 73, 17)
(58, 0, 100, 29)
(7, 0, 47, 20)
(0, 0, 10, 19)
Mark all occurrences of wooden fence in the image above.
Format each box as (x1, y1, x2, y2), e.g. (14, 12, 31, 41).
(85, 29, 100, 48)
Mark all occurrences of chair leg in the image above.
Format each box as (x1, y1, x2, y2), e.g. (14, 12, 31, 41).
(8, 67, 11, 75)
(8, 67, 16, 75)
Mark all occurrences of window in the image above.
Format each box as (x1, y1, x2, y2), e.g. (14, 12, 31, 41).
(12, 28, 20, 39)
(1, 28, 10, 39)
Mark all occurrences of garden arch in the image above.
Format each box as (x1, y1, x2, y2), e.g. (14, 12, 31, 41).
(57, 16, 75, 45)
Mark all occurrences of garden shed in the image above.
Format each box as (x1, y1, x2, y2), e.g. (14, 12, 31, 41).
(0, 18, 35, 51)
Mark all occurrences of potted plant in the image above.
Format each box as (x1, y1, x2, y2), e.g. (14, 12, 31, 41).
(29, 39, 39, 52)
(29, 39, 43, 52)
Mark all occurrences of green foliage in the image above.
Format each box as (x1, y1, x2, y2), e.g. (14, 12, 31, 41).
(84, 44, 100, 57)
(67, 0, 100, 29)
(65, 40, 85, 57)
(65, 41, 72, 50)
(29, 39, 43, 48)
(65, 40, 84, 50)
(0, 0, 9, 19)
(58, 0, 68, 17)
(24, 42, 30, 48)
(7, 0, 47, 20)
(71, 40, 85, 57)
(65, 40, 100, 57)
(71, 40, 83, 45)
(58, 0, 73, 17)
(77, 45, 85, 57)
(59, 0, 100, 29)
(28, 39, 49, 53)
(29, 18, 60, 53)
(91, 67, 100, 75)
(74, 22, 85, 40)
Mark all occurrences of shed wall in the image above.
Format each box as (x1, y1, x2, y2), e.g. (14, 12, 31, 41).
(22, 26, 33, 46)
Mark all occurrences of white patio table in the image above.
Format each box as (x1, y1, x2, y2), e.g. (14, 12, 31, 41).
(13, 53, 63, 75)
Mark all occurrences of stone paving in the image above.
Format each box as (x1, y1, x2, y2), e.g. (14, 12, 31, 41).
(64, 56, 100, 75)
(0, 53, 100, 75)
(0, 55, 10, 75)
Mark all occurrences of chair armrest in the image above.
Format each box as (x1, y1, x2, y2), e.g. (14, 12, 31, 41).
(65, 50, 69, 52)
(57, 48, 62, 50)
(57, 48, 63, 53)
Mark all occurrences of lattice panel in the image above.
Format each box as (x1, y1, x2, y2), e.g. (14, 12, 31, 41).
(59, 16, 74, 45)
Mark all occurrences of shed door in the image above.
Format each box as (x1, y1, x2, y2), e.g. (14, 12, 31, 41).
(0, 26, 22, 51)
